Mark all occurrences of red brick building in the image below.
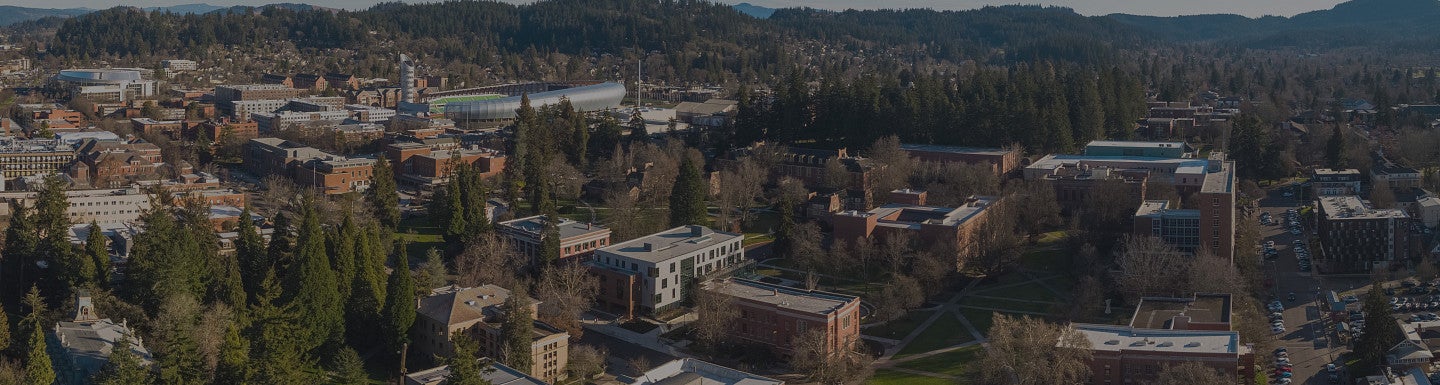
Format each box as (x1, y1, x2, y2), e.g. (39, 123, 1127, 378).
(201, 120, 259, 142)
(496, 215, 611, 264)
(831, 195, 997, 258)
(294, 157, 374, 195)
(1072, 294, 1254, 385)
(899, 144, 1022, 177)
(703, 278, 862, 356)
(719, 142, 878, 210)
(386, 141, 505, 187)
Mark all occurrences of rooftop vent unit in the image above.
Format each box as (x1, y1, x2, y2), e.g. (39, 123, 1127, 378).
(1185, 342, 1201, 348)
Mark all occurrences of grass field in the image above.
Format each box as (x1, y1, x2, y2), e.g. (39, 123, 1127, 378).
(957, 296, 1054, 314)
(896, 345, 982, 378)
(895, 312, 975, 358)
(862, 310, 936, 340)
(396, 216, 446, 262)
(986, 282, 1058, 302)
(868, 369, 958, 385)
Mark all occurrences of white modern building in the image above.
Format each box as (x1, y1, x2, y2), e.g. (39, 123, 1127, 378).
(592, 225, 744, 315)
(629, 358, 782, 385)
(55, 68, 156, 103)
(161, 59, 197, 71)
(252, 110, 353, 132)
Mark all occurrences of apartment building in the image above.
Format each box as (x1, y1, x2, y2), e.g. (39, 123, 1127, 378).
(0, 139, 77, 186)
(589, 225, 745, 318)
(1312, 168, 1364, 196)
(1316, 195, 1410, 273)
(497, 215, 611, 263)
(413, 285, 569, 383)
(703, 278, 861, 356)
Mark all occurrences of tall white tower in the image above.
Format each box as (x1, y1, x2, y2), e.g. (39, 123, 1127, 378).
(399, 54, 416, 104)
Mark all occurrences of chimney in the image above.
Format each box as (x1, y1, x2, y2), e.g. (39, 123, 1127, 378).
(690, 225, 703, 236)
(642, 243, 653, 252)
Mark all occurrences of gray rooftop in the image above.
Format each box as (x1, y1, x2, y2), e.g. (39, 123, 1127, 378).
(1319, 195, 1409, 220)
(629, 358, 782, 385)
(404, 360, 549, 385)
(51, 319, 153, 377)
(498, 215, 609, 241)
(1200, 159, 1235, 194)
(898, 143, 1012, 156)
(1071, 324, 1240, 355)
(705, 278, 858, 316)
(599, 225, 741, 263)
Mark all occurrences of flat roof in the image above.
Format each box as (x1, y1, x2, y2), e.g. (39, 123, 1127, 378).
(1313, 168, 1362, 175)
(1071, 324, 1240, 355)
(706, 278, 857, 316)
(898, 143, 1012, 156)
(1028, 155, 1209, 172)
(843, 197, 996, 229)
(405, 360, 547, 385)
(1134, 200, 1171, 217)
(498, 215, 608, 241)
(599, 225, 741, 264)
(1200, 160, 1235, 194)
(1086, 140, 1188, 149)
(1130, 294, 1231, 329)
(629, 358, 782, 385)
(1319, 195, 1409, 220)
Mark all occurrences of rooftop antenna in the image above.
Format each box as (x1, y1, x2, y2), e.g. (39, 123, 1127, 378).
(636, 55, 642, 108)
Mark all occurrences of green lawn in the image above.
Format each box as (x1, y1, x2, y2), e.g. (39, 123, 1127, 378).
(397, 216, 446, 262)
(1020, 247, 1067, 272)
(896, 345, 982, 378)
(862, 310, 936, 340)
(960, 308, 1039, 336)
(867, 369, 959, 385)
(957, 297, 1054, 314)
(988, 282, 1059, 303)
(895, 313, 975, 357)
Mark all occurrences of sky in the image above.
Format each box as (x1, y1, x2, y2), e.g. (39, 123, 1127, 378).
(9, 0, 1351, 18)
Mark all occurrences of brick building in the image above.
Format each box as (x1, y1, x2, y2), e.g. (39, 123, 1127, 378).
(1316, 195, 1410, 273)
(386, 141, 505, 187)
(1038, 164, 1149, 212)
(130, 118, 188, 137)
(830, 196, 997, 266)
(1072, 294, 1254, 385)
(200, 119, 259, 142)
(899, 143, 1022, 177)
(720, 142, 877, 210)
(496, 215, 611, 263)
(589, 225, 745, 318)
(703, 278, 861, 357)
(413, 285, 569, 383)
(291, 74, 328, 91)
(244, 138, 374, 194)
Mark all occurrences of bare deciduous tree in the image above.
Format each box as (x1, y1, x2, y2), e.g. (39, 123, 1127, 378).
(692, 281, 740, 351)
(1114, 236, 1190, 301)
(454, 233, 523, 289)
(979, 314, 1092, 385)
(873, 274, 924, 322)
(535, 263, 599, 337)
(566, 345, 608, 380)
(789, 329, 874, 384)
(1152, 362, 1231, 385)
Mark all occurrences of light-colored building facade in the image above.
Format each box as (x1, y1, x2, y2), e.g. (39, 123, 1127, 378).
(1312, 168, 1364, 196)
(629, 358, 783, 385)
(49, 291, 154, 385)
(590, 225, 745, 317)
(497, 215, 611, 263)
(414, 285, 569, 383)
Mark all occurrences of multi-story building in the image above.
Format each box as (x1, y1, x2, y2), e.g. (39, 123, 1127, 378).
(161, 59, 197, 71)
(251, 110, 352, 132)
(224, 99, 289, 122)
(55, 69, 156, 103)
(1316, 195, 1409, 272)
(589, 225, 745, 318)
(48, 291, 154, 385)
(720, 143, 878, 210)
(259, 74, 293, 88)
(325, 73, 361, 90)
(293, 156, 374, 195)
(0, 139, 77, 187)
(285, 96, 347, 112)
(413, 285, 569, 383)
(1133, 201, 1201, 253)
(629, 359, 783, 385)
(199, 119, 259, 142)
(1072, 294, 1254, 385)
(899, 144, 1023, 177)
(497, 215, 611, 263)
(703, 278, 861, 356)
(344, 104, 396, 123)
(404, 361, 547, 385)
(1083, 140, 1194, 158)
(388, 144, 506, 187)
(1038, 164, 1149, 212)
(831, 195, 997, 262)
(130, 118, 187, 137)
(1373, 155, 1422, 190)
(1313, 168, 1364, 196)
(291, 73, 328, 91)
(335, 123, 386, 143)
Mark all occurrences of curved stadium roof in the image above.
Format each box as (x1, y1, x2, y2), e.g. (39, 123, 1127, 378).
(56, 68, 145, 85)
(443, 82, 627, 121)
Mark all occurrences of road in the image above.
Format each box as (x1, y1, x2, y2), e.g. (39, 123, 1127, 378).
(1257, 186, 1348, 385)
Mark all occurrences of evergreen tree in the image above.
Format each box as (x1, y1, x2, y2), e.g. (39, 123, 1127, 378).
(669, 155, 708, 227)
(461, 167, 492, 237)
(628, 110, 647, 142)
(416, 248, 449, 293)
(441, 334, 492, 385)
(84, 222, 111, 287)
(3, 202, 39, 298)
(347, 223, 388, 346)
(328, 347, 368, 385)
(569, 104, 589, 166)
(266, 212, 295, 274)
(732, 86, 765, 146)
(774, 193, 797, 257)
(382, 252, 417, 353)
(368, 156, 401, 230)
(1326, 124, 1348, 169)
(0, 303, 9, 352)
(126, 203, 205, 310)
(287, 204, 344, 351)
(540, 214, 561, 266)
(330, 214, 359, 300)
(504, 94, 536, 206)
(214, 323, 251, 385)
(94, 336, 154, 385)
(23, 286, 54, 385)
(500, 284, 534, 374)
(443, 176, 468, 243)
(249, 271, 317, 385)
(236, 207, 268, 302)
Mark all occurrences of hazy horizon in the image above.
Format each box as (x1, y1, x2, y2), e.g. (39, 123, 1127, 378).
(3, 0, 1352, 18)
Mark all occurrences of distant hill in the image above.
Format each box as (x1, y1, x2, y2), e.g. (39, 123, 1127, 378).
(0, 5, 90, 26)
(209, 3, 339, 15)
(145, 3, 226, 14)
(1108, 0, 1440, 46)
(731, 2, 775, 18)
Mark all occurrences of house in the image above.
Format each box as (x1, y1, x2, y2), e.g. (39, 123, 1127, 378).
(702, 278, 861, 356)
(414, 285, 569, 383)
(48, 291, 154, 385)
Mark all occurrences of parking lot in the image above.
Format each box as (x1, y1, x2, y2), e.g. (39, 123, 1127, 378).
(1257, 187, 1352, 385)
